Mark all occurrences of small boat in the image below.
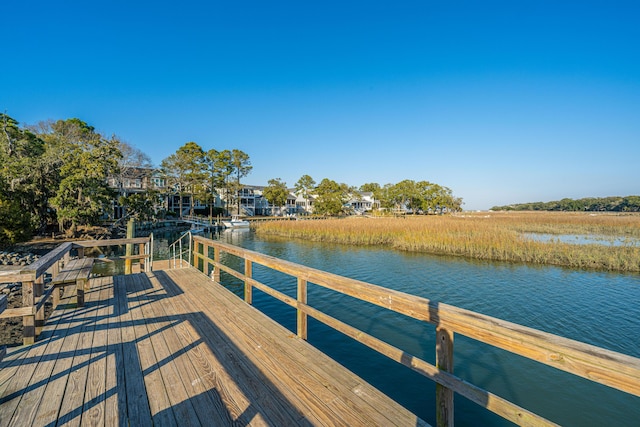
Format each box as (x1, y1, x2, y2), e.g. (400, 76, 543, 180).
(221, 215, 250, 228)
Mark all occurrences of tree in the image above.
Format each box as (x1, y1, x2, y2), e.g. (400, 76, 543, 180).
(43, 118, 122, 235)
(160, 142, 206, 218)
(215, 149, 234, 213)
(230, 149, 252, 214)
(203, 149, 222, 218)
(0, 114, 57, 236)
(262, 178, 289, 216)
(294, 174, 316, 214)
(314, 178, 350, 216)
(360, 182, 381, 197)
(294, 174, 316, 198)
(0, 197, 32, 244)
(118, 190, 160, 221)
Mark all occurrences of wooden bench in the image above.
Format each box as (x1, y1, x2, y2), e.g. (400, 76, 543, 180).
(51, 258, 95, 307)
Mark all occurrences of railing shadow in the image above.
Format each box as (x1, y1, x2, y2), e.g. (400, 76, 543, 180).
(153, 269, 315, 426)
(1, 269, 321, 426)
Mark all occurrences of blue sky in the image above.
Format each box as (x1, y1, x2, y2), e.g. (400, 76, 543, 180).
(2, 1, 639, 210)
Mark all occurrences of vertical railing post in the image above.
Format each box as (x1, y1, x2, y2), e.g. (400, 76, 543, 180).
(23, 280, 35, 345)
(244, 259, 253, 304)
(34, 275, 45, 337)
(125, 218, 135, 274)
(148, 233, 154, 272)
(53, 258, 63, 307)
(436, 327, 454, 427)
(138, 243, 145, 272)
(297, 278, 308, 340)
(212, 247, 220, 282)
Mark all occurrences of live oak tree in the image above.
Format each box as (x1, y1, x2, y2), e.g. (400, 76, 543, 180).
(262, 178, 289, 216)
(314, 178, 351, 216)
(369, 180, 462, 214)
(417, 181, 461, 213)
(359, 182, 381, 198)
(44, 118, 122, 235)
(119, 190, 160, 221)
(0, 113, 46, 242)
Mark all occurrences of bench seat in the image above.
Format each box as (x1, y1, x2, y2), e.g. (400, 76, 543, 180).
(51, 258, 94, 307)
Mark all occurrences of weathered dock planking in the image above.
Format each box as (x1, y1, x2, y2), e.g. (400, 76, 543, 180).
(0, 265, 428, 426)
(3, 233, 639, 426)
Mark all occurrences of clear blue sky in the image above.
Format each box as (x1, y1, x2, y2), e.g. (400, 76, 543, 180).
(2, 1, 639, 210)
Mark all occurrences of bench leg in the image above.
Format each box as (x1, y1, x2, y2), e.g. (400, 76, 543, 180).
(53, 286, 61, 307)
(76, 279, 85, 307)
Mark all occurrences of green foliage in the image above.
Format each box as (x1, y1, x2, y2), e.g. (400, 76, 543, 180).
(263, 178, 289, 214)
(359, 182, 381, 197)
(491, 196, 640, 212)
(0, 113, 51, 240)
(374, 179, 462, 213)
(44, 118, 122, 233)
(294, 174, 316, 198)
(119, 190, 161, 221)
(314, 178, 351, 216)
(0, 195, 33, 244)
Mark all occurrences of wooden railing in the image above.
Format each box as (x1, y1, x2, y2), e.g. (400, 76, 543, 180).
(0, 294, 6, 361)
(189, 235, 640, 427)
(0, 237, 152, 345)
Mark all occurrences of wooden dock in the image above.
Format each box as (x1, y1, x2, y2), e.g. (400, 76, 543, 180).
(0, 265, 428, 426)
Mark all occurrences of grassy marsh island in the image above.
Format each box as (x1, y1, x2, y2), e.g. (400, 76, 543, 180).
(254, 211, 640, 272)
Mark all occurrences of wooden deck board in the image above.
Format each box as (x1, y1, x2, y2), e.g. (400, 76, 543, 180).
(113, 275, 153, 427)
(141, 272, 241, 425)
(152, 271, 311, 426)
(162, 268, 380, 426)
(55, 282, 103, 427)
(167, 267, 424, 427)
(127, 274, 178, 426)
(0, 266, 429, 427)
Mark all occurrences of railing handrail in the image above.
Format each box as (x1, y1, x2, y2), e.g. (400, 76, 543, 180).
(190, 234, 640, 427)
(169, 231, 192, 268)
(0, 236, 153, 344)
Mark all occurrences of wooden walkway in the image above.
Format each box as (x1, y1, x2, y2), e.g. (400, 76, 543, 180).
(0, 265, 428, 426)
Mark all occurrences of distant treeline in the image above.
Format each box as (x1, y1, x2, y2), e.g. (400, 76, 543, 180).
(491, 196, 640, 212)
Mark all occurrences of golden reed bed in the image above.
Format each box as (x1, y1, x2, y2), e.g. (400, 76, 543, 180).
(254, 211, 640, 272)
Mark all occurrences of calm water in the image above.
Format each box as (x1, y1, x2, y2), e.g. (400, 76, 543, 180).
(125, 229, 640, 426)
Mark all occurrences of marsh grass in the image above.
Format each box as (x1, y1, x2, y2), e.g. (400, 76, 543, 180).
(254, 212, 640, 272)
